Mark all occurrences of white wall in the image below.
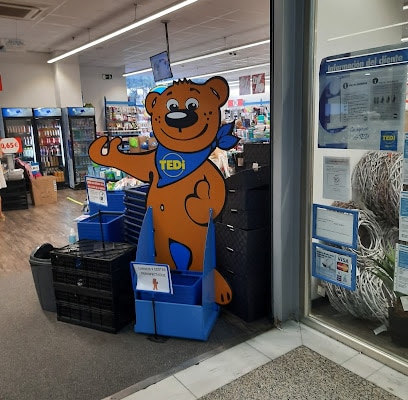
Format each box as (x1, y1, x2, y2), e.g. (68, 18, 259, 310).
(0, 52, 128, 134)
(0, 52, 57, 107)
(80, 66, 128, 132)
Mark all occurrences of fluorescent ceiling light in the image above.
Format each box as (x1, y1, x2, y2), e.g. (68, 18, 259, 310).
(404, 4, 408, 10)
(123, 39, 270, 77)
(155, 64, 270, 86)
(47, 0, 198, 63)
(187, 63, 270, 80)
(328, 21, 408, 41)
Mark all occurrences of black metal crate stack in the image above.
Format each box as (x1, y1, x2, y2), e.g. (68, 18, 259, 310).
(123, 184, 149, 246)
(216, 165, 272, 322)
(0, 179, 28, 210)
(50, 240, 136, 333)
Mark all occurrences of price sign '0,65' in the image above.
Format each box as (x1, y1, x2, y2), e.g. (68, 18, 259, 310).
(0, 137, 22, 154)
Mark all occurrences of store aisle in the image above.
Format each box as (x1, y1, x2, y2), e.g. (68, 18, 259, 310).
(114, 321, 408, 400)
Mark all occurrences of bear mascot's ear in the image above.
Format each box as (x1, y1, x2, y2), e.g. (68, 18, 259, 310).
(145, 92, 160, 116)
(206, 76, 230, 107)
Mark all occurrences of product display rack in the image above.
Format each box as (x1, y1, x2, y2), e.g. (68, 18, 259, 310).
(104, 98, 151, 135)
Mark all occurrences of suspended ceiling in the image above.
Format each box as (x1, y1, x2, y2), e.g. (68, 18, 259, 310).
(0, 0, 271, 82)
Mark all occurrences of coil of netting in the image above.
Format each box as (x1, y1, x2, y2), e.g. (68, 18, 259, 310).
(331, 200, 383, 268)
(323, 201, 386, 322)
(323, 265, 395, 324)
(351, 151, 402, 227)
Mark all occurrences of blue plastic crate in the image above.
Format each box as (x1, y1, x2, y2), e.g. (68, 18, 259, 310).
(77, 213, 124, 242)
(137, 270, 202, 305)
(89, 191, 125, 215)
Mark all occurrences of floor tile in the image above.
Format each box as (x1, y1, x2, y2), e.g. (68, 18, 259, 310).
(174, 342, 270, 398)
(122, 376, 196, 400)
(246, 320, 302, 359)
(367, 365, 408, 400)
(341, 353, 384, 378)
(300, 324, 359, 364)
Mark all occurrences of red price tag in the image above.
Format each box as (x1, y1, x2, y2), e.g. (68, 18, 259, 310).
(0, 137, 22, 154)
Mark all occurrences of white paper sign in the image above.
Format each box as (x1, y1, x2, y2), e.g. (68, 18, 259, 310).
(86, 176, 108, 206)
(323, 157, 350, 201)
(395, 244, 408, 296)
(133, 262, 173, 294)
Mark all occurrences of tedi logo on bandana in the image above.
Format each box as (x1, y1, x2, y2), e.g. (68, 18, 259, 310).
(159, 152, 186, 178)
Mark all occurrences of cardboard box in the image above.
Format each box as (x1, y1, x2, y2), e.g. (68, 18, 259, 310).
(31, 176, 57, 206)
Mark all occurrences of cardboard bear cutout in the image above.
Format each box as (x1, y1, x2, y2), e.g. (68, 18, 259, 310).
(88, 76, 239, 305)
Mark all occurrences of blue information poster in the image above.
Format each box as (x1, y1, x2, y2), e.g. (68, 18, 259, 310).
(318, 47, 408, 150)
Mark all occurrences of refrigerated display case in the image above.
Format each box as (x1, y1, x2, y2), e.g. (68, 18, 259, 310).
(0, 107, 37, 164)
(62, 107, 96, 189)
(33, 107, 67, 187)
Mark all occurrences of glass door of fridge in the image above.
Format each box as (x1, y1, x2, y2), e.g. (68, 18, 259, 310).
(4, 117, 36, 163)
(36, 117, 66, 183)
(71, 116, 95, 186)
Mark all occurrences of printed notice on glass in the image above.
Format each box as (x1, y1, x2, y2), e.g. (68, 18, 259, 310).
(403, 134, 408, 184)
(313, 204, 358, 249)
(399, 192, 408, 241)
(318, 48, 407, 150)
(312, 243, 356, 290)
(395, 244, 408, 296)
(322, 157, 350, 201)
(85, 176, 107, 206)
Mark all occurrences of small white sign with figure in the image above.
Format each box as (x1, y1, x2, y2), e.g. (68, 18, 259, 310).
(132, 262, 173, 294)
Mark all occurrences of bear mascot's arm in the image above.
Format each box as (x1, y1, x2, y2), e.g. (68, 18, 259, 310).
(88, 136, 155, 183)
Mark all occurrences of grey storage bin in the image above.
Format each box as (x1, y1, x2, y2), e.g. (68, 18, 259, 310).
(30, 243, 56, 312)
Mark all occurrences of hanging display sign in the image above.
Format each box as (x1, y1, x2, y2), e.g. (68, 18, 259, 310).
(252, 73, 265, 94)
(312, 203, 359, 249)
(318, 48, 408, 150)
(312, 242, 357, 291)
(131, 262, 173, 294)
(85, 176, 107, 206)
(239, 75, 251, 95)
(0, 137, 22, 154)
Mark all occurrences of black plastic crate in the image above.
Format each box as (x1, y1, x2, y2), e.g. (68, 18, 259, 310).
(52, 266, 113, 292)
(243, 143, 271, 166)
(56, 302, 118, 333)
(50, 240, 136, 275)
(53, 282, 135, 333)
(225, 166, 270, 190)
(55, 289, 113, 311)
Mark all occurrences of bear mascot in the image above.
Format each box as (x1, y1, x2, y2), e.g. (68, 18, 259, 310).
(88, 76, 239, 305)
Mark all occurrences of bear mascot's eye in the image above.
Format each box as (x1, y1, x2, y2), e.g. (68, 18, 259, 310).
(166, 99, 179, 111)
(185, 98, 199, 110)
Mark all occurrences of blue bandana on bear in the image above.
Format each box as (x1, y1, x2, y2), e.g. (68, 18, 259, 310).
(155, 122, 238, 188)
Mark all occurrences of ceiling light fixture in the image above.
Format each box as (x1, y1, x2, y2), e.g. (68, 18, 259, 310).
(403, 4, 408, 10)
(157, 63, 270, 85)
(123, 39, 270, 77)
(47, 0, 198, 64)
(187, 63, 270, 80)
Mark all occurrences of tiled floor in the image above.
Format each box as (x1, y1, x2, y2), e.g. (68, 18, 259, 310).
(114, 321, 408, 400)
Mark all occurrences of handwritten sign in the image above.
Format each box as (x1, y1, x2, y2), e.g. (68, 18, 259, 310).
(132, 262, 173, 294)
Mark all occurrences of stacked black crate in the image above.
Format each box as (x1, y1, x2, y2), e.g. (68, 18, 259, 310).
(123, 184, 149, 246)
(0, 178, 28, 210)
(216, 143, 271, 322)
(51, 240, 136, 333)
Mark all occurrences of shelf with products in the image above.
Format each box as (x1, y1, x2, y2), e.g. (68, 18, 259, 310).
(104, 98, 151, 135)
